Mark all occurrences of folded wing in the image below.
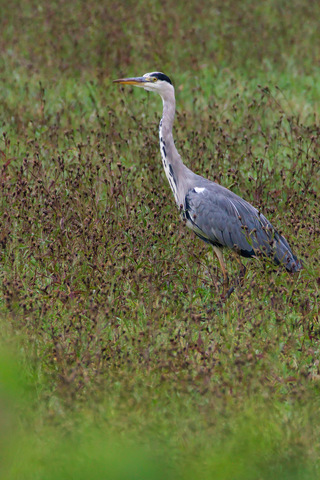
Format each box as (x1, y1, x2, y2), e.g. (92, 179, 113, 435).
(183, 183, 300, 272)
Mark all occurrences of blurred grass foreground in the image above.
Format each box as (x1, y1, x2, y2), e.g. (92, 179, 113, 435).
(0, 349, 317, 479)
(0, 0, 320, 478)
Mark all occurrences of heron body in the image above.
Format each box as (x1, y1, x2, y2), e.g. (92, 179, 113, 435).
(114, 72, 301, 290)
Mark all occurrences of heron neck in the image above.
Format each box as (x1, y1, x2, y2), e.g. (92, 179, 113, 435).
(161, 95, 179, 154)
(159, 94, 189, 205)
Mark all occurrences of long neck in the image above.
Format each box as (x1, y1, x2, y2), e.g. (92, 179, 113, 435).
(159, 91, 190, 206)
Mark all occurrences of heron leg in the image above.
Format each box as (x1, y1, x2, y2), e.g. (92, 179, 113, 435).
(232, 253, 246, 285)
(213, 246, 229, 294)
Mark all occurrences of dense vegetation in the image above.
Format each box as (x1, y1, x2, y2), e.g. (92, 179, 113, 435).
(0, 0, 319, 478)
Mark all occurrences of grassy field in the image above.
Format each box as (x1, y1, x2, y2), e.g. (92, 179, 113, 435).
(1, 0, 320, 477)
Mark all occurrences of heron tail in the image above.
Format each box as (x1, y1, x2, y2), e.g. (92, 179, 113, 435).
(274, 234, 302, 273)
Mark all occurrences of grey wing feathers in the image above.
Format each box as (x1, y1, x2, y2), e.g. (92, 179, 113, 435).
(183, 182, 300, 271)
(184, 185, 265, 256)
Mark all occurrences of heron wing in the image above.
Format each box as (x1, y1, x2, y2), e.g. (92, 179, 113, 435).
(184, 184, 275, 257)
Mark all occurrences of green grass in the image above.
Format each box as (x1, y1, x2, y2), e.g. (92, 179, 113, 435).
(0, 0, 320, 478)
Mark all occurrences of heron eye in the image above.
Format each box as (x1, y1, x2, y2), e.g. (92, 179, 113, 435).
(152, 77, 157, 82)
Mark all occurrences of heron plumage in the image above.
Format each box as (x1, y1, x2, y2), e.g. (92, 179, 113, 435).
(183, 182, 300, 272)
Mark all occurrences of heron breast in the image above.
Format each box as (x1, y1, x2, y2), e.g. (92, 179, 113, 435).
(159, 123, 179, 203)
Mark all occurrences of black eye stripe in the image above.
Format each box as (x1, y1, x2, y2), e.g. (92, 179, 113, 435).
(150, 72, 173, 85)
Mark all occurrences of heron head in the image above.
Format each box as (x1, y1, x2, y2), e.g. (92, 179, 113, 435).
(113, 71, 173, 95)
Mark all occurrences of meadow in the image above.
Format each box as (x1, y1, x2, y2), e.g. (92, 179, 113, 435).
(0, 0, 320, 478)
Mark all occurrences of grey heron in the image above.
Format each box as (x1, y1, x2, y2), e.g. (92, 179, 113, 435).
(114, 72, 301, 293)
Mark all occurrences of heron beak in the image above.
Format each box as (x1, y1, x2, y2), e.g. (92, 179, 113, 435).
(113, 77, 148, 86)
